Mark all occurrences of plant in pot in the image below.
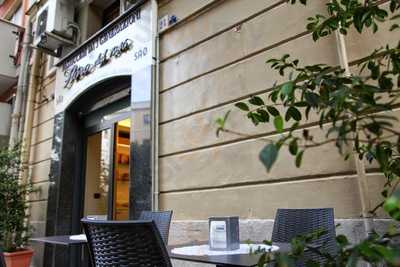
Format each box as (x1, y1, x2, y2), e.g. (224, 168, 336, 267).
(0, 145, 35, 267)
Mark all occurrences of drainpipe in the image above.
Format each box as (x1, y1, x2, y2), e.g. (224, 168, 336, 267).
(20, 50, 42, 185)
(334, 29, 374, 236)
(22, 50, 41, 234)
(9, 20, 32, 147)
(17, 0, 31, 143)
(151, 0, 160, 211)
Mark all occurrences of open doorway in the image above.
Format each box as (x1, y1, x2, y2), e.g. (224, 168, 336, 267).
(83, 129, 111, 219)
(113, 118, 131, 220)
(83, 116, 132, 220)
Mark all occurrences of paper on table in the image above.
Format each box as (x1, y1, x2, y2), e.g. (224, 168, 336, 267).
(69, 234, 87, 241)
(171, 244, 279, 256)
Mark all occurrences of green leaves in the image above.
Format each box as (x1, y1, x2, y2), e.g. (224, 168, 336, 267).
(274, 116, 284, 132)
(295, 150, 304, 168)
(304, 92, 320, 107)
(281, 81, 294, 97)
(0, 145, 35, 252)
(267, 106, 279, 117)
(233, 94, 284, 128)
(390, 0, 400, 13)
(384, 190, 400, 220)
(235, 102, 249, 111)
(249, 96, 265, 106)
(215, 111, 231, 137)
(304, 0, 394, 41)
(288, 0, 307, 5)
(259, 144, 279, 172)
(336, 235, 349, 248)
(256, 223, 400, 267)
(286, 106, 302, 122)
(289, 139, 298, 155)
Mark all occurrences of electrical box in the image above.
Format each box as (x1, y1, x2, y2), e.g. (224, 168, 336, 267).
(34, 0, 75, 56)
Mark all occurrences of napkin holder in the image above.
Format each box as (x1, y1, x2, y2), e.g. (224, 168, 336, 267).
(209, 216, 240, 251)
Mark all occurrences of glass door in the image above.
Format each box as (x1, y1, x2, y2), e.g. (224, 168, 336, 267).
(113, 118, 131, 220)
(83, 116, 132, 220)
(83, 129, 112, 219)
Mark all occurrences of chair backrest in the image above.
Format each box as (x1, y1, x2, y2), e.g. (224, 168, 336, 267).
(271, 208, 337, 265)
(138, 210, 173, 244)
(0, 247, 5, 267)
(81, 219, 172, 267)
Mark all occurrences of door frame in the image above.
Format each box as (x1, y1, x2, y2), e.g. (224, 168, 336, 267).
(44, 77, 135, 267)
(81, 100, 131, 220)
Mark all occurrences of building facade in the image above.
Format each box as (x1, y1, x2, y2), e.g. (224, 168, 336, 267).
(0, 0, 397, 266)
(0, 0, 25, 147)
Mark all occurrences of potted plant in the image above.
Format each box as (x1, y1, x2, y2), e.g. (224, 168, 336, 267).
(0, 145, 35, 267)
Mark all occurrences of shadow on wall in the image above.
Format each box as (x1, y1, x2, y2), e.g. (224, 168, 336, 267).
(0, 135, 8, 148)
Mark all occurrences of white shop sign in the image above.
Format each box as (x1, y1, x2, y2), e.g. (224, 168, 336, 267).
(54, 0, 154, 114)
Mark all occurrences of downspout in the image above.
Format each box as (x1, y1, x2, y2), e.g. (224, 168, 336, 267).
(334, 30, 374, 236)
(21, 51, 41, 234)
(151, 0, 160, 211)
(20, 50, 42, 185)
(9, 20, 32, 147)
(17, 0, 31, 143)
(17, 69, 28, 143)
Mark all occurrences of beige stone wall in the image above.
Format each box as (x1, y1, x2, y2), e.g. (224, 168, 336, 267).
(157, 0, 393, 221)
(28, 55, 55, 267)
(23, 1, 396, 265)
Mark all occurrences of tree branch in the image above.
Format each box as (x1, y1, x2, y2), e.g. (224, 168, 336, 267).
(370, 179, 400, 215)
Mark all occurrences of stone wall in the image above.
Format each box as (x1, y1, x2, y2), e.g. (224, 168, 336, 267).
(28, 55, 56, 267)
(157, 0, 397, 241)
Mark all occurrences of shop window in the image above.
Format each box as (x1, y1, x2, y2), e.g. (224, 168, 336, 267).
(77, 0, 144, 42)
(125, 0, 140, 10)
(102, 0, 120, 26)
(10, 5, 23, 26)
(143, 114, 150, 125)
(78, 0, 120, 41)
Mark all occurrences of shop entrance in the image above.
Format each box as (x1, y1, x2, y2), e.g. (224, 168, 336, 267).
(83, 106, 132, 220)
(45, 75, 153, 267)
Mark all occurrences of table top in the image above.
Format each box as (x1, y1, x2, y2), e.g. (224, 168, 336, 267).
(31, 235, 290, 266)
(168, 242, 291, 267)
(30, 235, 87, 246)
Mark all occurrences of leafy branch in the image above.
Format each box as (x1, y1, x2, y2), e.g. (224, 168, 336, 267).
(215, 0, 400, 265)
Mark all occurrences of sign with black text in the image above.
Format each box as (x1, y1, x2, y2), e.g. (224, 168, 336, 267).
(54, 0, 153, 114)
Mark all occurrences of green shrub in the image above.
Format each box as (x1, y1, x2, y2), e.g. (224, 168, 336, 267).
(0, 145, 34, 252)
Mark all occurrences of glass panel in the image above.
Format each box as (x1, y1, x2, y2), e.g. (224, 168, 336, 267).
(113, 118, 131, 220)
(83, 129, 111, 218)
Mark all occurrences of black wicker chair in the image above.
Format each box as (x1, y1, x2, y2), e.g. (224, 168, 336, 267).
(0, 247, 5, 267)
(271, 208, 337, 266)
(81, 219, 172, 267)
(138, 210, 173, 244)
